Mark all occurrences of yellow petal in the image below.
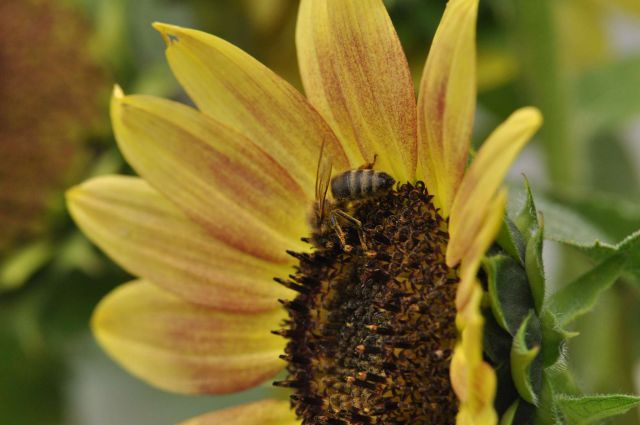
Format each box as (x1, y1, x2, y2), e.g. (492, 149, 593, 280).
(455, 363, 499, 425)
(451, 285, 498, 425)
(93, 280, 286, 394)
(456, 191, 506, 311)
(179, 399, 298, 425)
(296, 0, 417, 182)
(67, 175, 293, 312)
(417, 0, 479, 216)
(448, 107, 542, 266)
(152, 23, 349, 193)
(111, 90, 309, 262)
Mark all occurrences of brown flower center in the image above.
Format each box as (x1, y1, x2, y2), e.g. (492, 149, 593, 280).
(275, 182, 458, 424)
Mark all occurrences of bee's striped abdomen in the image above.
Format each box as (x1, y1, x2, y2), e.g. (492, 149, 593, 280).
(331, 169, 395, 201)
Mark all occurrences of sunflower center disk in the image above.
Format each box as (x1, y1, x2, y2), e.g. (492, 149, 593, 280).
(275, 183, 459, 424)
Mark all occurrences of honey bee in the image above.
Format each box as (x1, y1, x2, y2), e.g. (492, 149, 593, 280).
(312, 144, 395, 251)
(331, 168, 396, 202)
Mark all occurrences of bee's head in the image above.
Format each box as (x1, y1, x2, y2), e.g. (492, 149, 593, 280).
(377, 172, 395, 191)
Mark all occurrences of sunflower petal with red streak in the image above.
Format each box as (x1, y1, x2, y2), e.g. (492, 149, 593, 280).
(111, 89, 309, 263)
(92, 280, 287, 395)
(450, 193, 505, 425)
(296, 0, 417, 182)
(417, 0, 479, 216)
(447, 107, 542, 267)
(67, 175, 293, 313)
(179, 399, 298, 425)
(152, 23, 349, 193)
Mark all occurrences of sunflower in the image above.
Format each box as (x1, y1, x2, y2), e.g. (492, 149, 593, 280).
(67, 0, 542, 423)
(0, 0, 105, 260)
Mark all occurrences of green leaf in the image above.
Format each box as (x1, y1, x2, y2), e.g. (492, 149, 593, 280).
(549, 188, 640, 241)
(562, 231, 640, 282)
(585, 133, 640, 199)
(547, 254, 627, 327)
(573, 55, 640, 138)
(485, 254, 535, 335)
(511, 311, 542, 405)
(556, 394, 640, 424)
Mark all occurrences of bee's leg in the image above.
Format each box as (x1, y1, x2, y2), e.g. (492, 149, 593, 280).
(358, 154, 378, 170)
(329, 210, 351, 252)
(334, 209, 370, 252)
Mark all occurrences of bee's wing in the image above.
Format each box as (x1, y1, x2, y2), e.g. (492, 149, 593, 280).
(315, 140, 333, 216)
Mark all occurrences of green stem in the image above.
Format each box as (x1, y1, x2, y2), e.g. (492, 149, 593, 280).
(494, 0, 576, 186)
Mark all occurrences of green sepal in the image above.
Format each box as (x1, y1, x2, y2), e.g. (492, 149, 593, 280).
(544, 357, 582, 396)
(511, 310, 542, 405)
(508, 183, 610, 249)
(483, 309, 513, 365)
(539, 310, 576, 368)
(0, 241, 53, 292)
(533, 369, 562, 425)
(525, 221, 546, 313)
(511, 177, 546, 312)
(497, 216, 526, 264)
(485, 254, 535, 335)
(499, 400, 519, 425)
(494, 361, 519, 416)
(515, 177, 540, 241)
(555, 394, 640, 424)
(546, 254, 627, 327)
(500, 399, 537, 425)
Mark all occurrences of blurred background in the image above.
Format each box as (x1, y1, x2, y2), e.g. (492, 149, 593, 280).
(0, 0, 638, 423)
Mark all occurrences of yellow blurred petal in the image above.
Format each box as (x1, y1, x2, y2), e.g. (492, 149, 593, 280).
(93, 280, 286, 394)
(451, 285, 498, 425)
(241, 0, 291, 34)
(448, 107, 542, 266)
(296, 0, 417, 182)
(557, 0, 610, 74)
(67, 175, 293, 312)
(417, 0, 478, 216)
(477, 48, 518, 92)
(179, 399, 298, 425)
(152, 23, 348, 193)
(615, 0, 640, 14)
(455, 365, 499, 425)
(592, 0, 640, 15)
(456, 191, 506, 311)
(111, 91, 309, 262)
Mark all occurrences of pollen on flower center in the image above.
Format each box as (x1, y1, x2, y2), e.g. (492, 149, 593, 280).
(274, 182, 459, 424)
